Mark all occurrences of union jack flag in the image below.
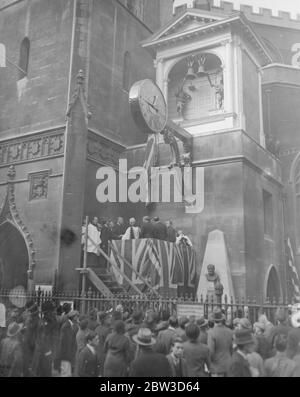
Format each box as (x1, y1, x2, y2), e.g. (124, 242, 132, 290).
(109, 239, 197, 295)
(286, 237, 300, 302)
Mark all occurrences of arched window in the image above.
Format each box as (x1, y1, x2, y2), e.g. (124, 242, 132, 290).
(18, 37, 30, 80)
(123, 51, 131, 91)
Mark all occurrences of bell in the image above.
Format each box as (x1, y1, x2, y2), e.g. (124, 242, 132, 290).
(197, 64, 206, 77)
(185, 66, 196, 80)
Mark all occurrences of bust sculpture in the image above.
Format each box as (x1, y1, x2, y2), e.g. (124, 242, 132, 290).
(205, 264, 220, 283)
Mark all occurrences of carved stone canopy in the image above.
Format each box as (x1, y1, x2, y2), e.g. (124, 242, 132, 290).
(0, 165, 36, 283)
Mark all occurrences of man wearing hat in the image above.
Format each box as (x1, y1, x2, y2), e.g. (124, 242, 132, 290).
(31, 300, 58, 377)
(0, 322, 23, 377)
(228, 329, 255, 377)
(58, 310, 79, 377)
(208, 308, 233, 377)
(129, 328, 172, 377)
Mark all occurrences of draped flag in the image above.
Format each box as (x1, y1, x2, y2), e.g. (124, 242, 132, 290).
(286, 238, 300, 302)
(109, 239, 197, 296)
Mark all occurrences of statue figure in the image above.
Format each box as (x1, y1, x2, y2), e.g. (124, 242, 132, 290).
(205, 264, 222, 303)
(209, 69, 224, 110)
(175, 85, 191, 117)
(205, 264, 220, 283)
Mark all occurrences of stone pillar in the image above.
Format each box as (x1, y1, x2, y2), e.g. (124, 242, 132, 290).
(223, 39, 234, 114)
(57, 71, 91, 291)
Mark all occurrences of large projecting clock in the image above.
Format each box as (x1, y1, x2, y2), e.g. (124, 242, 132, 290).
(129, 79, 167, 134)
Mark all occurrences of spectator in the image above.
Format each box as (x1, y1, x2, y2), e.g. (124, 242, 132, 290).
(58, 310, 79, 377)
(197, 317, 209, 344)
(267, 307, 291, 358)
(75, 316, 90, 373)
(253, 321, 269, 360)
(77, 331, 100, 377)
(152, 217, 168, 241)
(129, 328, 172, 377)
(155, 316, 178, 355)
(88, 309, 99, 331)
(208, 308, 233, 377)
(140, 216, 154, 239)
(175, 316, 189, 341)
(166, 220, 177, 243)
(183, 323, 210, 377)
(31, 300, 57, 377)
(264, 333, 298, 377)
(103, 320, 131, 377)
(238, 318, 252, 331)
(0, 322, 24, 377)
(176, 230, 193, 247)
(122, 218, 141, 240)
(166, 337, 188, 377)
(228, 329, 255, 377)
(95, 312, 112, 376)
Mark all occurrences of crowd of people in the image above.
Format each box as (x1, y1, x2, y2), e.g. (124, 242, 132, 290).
(82, 216, 193, 267)
(1, 300, 300, 377)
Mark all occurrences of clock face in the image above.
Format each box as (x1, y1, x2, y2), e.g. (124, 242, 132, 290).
(129, 79, 167, 134)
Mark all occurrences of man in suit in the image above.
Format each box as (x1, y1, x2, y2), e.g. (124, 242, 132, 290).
(166, 220, 177, 243)
(208, 308, 233, 376)
(77, 331, 100, 377)
(228, 329, 255, 377)
(140, 216, 154, 239)
(152, 217, 168, 241)
(166, 337, 188, 377)
(122, 218, 141, 240)
(155, 316, 178, 355)
(59, 310, 79, 377)
(112, 217, 126, 240)
(129, 328, 172, 377)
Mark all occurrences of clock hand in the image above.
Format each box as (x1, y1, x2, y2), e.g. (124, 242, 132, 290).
(141, 98, 159, 112)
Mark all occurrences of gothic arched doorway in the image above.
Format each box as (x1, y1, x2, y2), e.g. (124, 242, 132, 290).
(266, 266, 281, 301)
(0, 221, 29, 290)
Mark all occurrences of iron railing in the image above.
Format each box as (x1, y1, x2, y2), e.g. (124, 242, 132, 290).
(0, 288, 296, 324)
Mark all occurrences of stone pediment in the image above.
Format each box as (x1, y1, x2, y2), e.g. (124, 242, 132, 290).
(145, 9, 225, 43)
(142, 10, 273, 66)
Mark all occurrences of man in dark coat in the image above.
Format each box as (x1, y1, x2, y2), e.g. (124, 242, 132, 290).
(183, 323, 210, 377)
(77, 331, 100, 377)
(208, 309, 233, 376)
(95, 312, 112, 376)
(112, 217, 126, 240)
(59, 310, 79, 377)
(152, 217, 168, 241)
(166, 337, 188, 377)
(140, 216, 154, 239)
(228, 329, 255, 377)
(155, 316, 178, 355)
(31, 301, 58, 377)
(129, 328, 172, 377)
(166, 220, 177, 243)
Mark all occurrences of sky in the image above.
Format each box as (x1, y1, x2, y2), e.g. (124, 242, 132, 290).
(213, 0, 300, 18)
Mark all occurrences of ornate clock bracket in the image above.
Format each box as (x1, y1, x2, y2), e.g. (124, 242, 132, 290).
(161, 120, 193, 168)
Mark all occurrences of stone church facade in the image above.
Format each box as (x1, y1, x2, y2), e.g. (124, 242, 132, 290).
(0, 0, 299, 302)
